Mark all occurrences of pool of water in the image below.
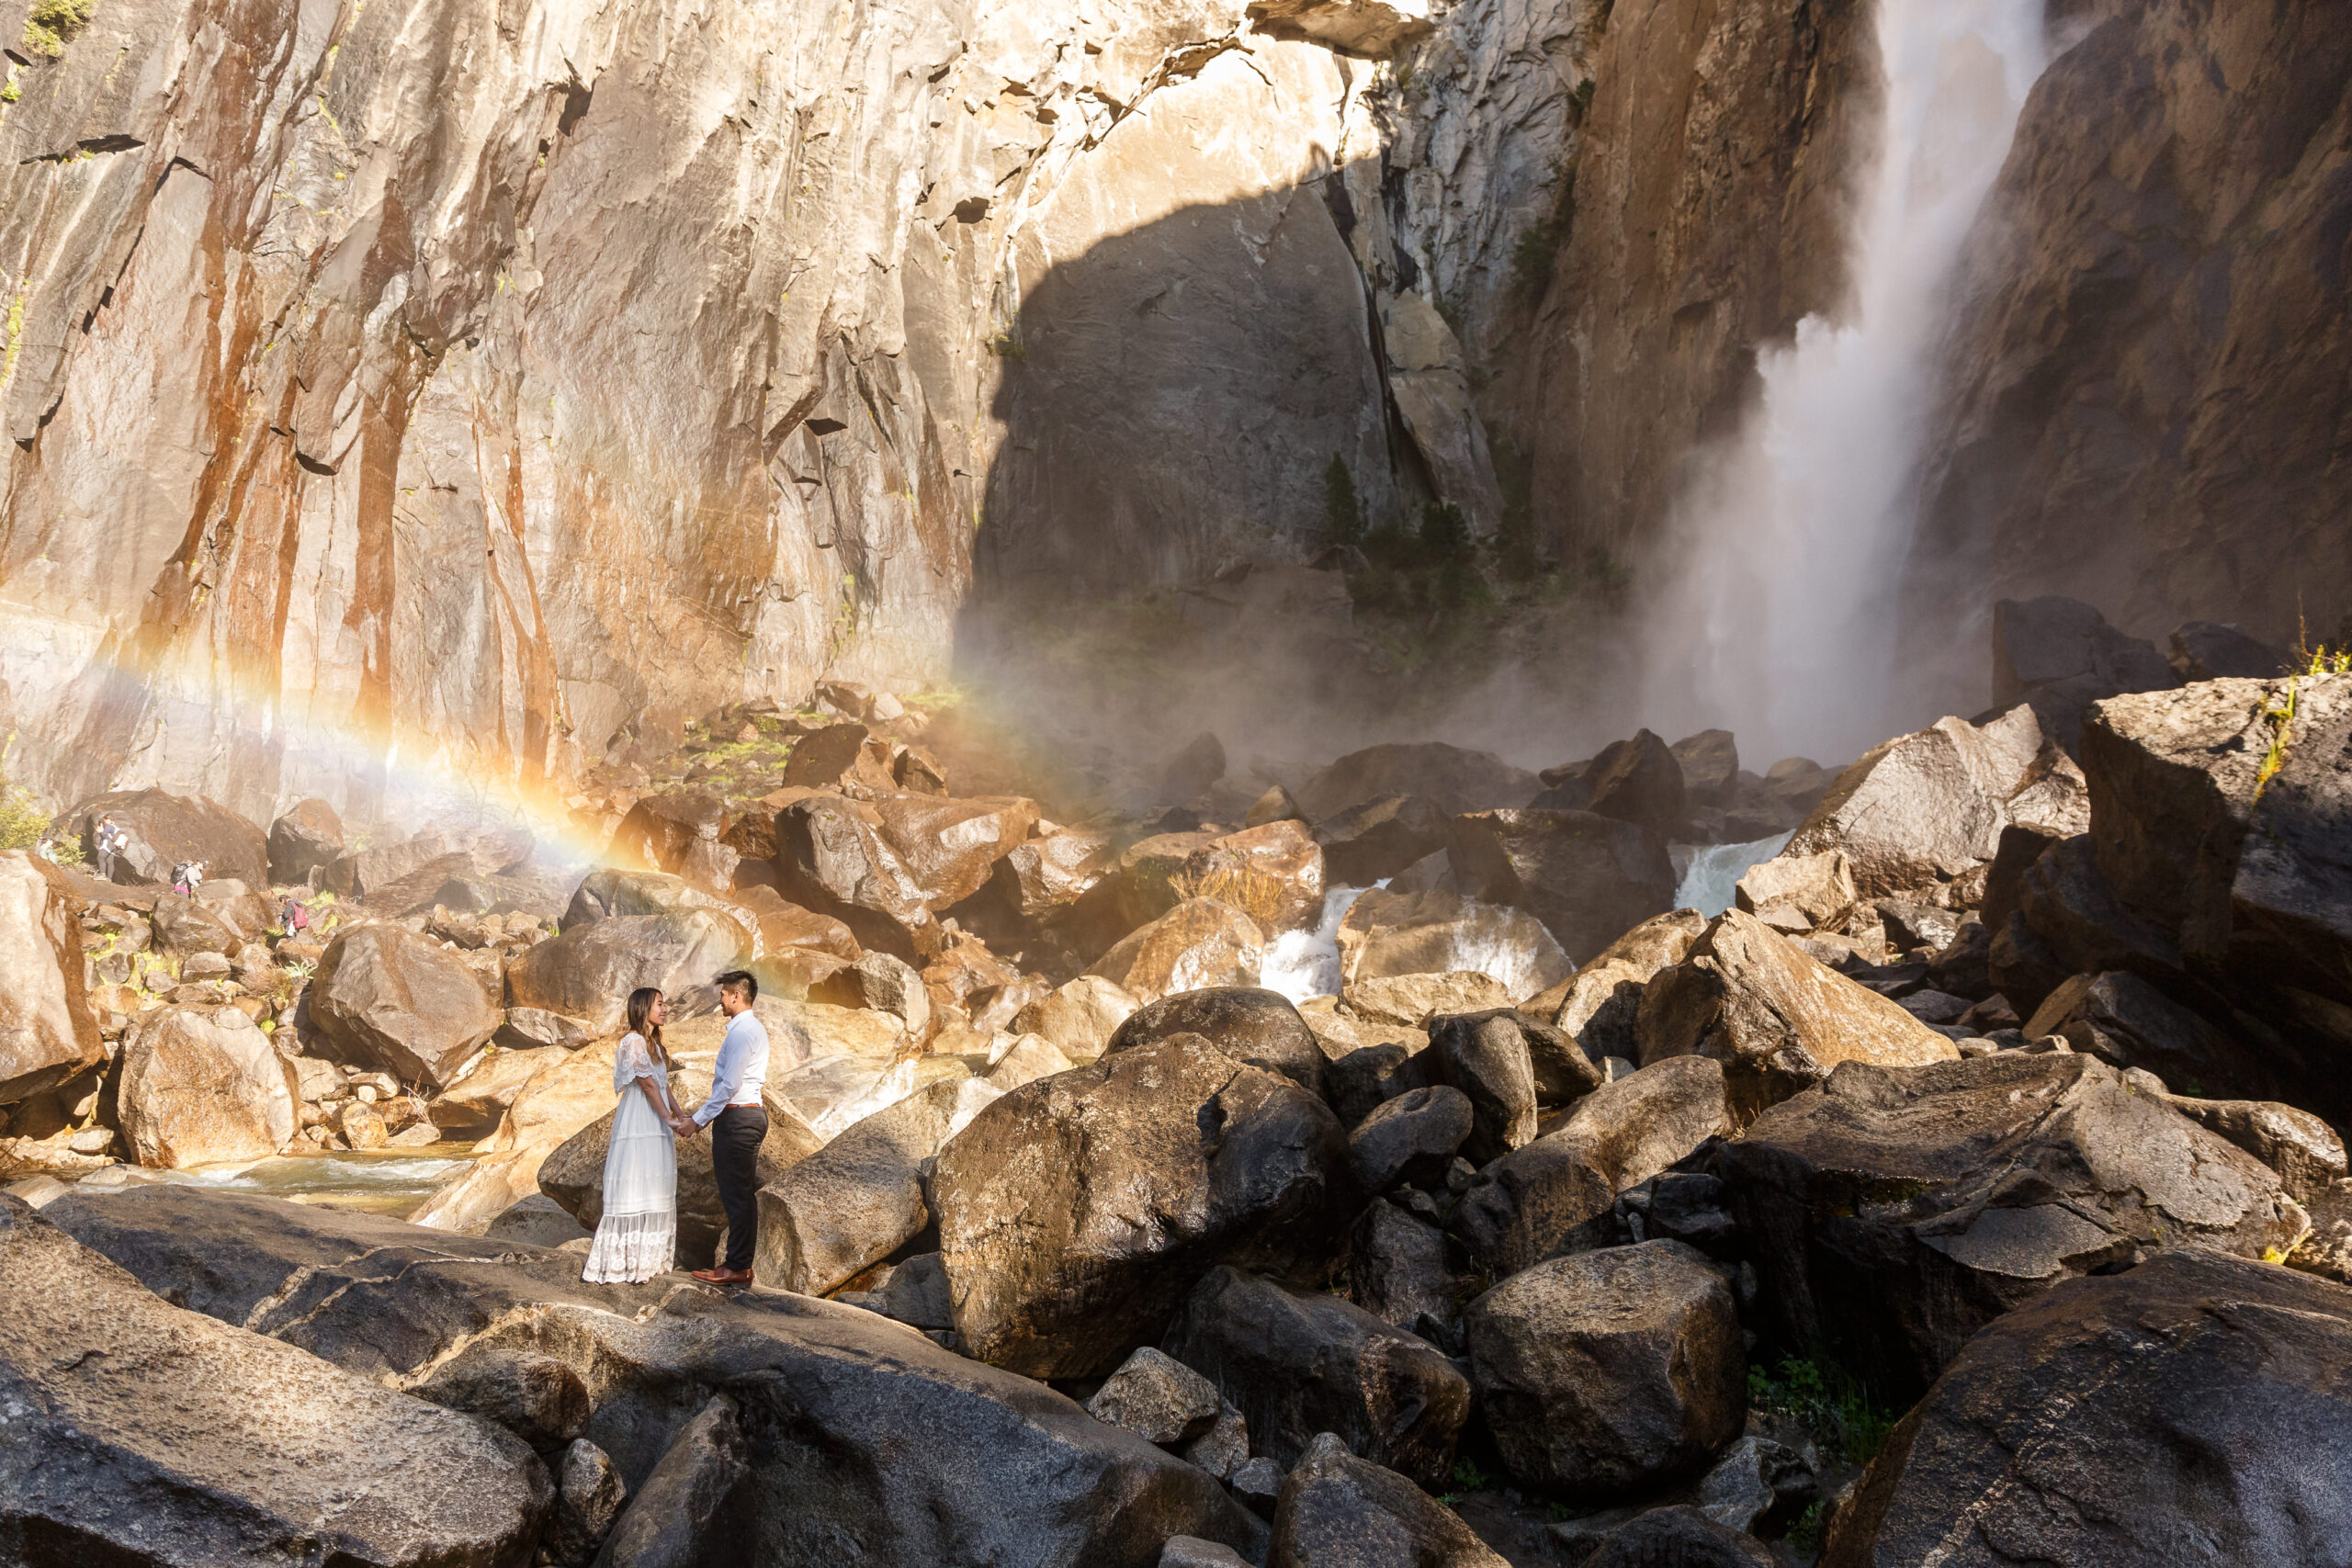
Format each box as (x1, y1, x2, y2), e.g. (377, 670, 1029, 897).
(74, 1145, 481, 1218)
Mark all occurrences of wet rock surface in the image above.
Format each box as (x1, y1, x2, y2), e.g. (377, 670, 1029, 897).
(1821, 1247, 2352, 1568)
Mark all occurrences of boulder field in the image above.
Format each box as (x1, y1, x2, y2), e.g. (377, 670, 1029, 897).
(3, 616, 2351, 1563)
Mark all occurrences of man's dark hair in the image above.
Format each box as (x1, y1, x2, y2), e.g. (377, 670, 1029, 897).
(716, 969, 758, 1002)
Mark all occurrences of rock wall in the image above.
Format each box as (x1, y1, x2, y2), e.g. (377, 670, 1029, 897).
(1511, 0, 1878, 558)
(0, 0, 1627, 818)
(1900, 0, 2352, 686)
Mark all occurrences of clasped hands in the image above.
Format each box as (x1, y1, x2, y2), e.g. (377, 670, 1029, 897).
(669, 1113, 704, 1139)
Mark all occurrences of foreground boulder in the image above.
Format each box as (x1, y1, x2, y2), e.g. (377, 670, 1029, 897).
(0, 1197, 551, 1565)
(1164, 1265, 1470, 1486)
(870, 793, 1042, 910)
(1446, 808, 1676, 964)
(45, 1188, 1261, 1565)
(933, 1033, 1351, 1378)
(116, 1005, 300, 1168)
(1104, 987, 1326, 1100)
(0, 852, 105, 1105)
(1637, 909, 1957, 1122)
(1464, 1239, 1744, 1499)
(311, 924, 505, 1089)
(1271, 1432, 1511, 1568)
(62, 787, 270, 887)
(503, 909, 751, 1035)
(1710, 1052, 2302, 1397)
(1453, 1056, 1731, 1277)
(1821, 1247, 2352, 1567)
(753, 1078, 997, 1296)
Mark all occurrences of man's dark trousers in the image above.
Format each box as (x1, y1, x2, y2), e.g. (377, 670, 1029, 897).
(712, 1105, 768, 1273)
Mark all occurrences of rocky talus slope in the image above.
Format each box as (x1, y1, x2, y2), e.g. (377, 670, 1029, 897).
(3, 594, 2349, 1564)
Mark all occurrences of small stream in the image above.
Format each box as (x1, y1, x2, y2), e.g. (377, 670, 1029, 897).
(75, 1145, 481, 1219)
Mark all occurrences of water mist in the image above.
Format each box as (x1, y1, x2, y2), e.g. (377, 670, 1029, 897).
(1642, 0, 2050, 766)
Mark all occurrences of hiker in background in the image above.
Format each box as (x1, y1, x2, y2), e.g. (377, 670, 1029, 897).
(185, 859, 207, 896)
(171, 861, 193, 897)
(93, 818, 125, 882)
(279, 892, 310, 935)
(33, 833, 57, 864)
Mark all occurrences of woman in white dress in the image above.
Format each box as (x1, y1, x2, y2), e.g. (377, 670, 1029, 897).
(581, 987, 689, 1283)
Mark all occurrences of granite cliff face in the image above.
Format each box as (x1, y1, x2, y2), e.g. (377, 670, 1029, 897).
(0, 0, 1621, 818)
(1900, 0, 2352, 681)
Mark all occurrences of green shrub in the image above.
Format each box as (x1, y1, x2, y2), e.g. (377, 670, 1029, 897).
(1747, 1353, 1898, 1466)
(1322, 453, 1362, 549)
(23, 0, 95, 57)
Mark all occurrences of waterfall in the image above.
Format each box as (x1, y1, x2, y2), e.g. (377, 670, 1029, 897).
(1643, 0, 2050, 764)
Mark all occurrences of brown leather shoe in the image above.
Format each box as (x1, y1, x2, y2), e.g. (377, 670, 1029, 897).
(692, 1267, 753, 1285)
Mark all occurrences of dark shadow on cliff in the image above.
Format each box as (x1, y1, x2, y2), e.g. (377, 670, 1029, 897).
(945, 171, 1651, 808)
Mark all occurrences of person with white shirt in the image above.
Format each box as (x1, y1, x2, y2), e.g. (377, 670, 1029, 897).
(688, 970, 769, 1284)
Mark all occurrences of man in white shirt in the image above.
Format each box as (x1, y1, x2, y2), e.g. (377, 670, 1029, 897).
(689, 970, 770, 1284)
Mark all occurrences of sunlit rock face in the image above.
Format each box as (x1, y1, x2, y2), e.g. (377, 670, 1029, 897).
(0, 0, 1647, 818)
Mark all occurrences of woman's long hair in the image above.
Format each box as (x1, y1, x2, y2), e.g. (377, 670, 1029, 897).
(625, 987, 667, 1066)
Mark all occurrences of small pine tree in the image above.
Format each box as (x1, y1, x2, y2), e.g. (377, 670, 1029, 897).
(1323, 453, 1363, 549)
(1419, 500, 1471, 561)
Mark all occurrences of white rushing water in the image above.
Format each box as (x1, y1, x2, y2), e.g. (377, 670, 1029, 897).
(1672, 833, 1794, 918)
(1261, 884, 1379, 1003)
(1644, 0, 2050, 762)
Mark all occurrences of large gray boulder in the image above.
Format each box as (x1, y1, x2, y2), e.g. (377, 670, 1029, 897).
(48, 1188, 1264, 1566)
(1783, 707, 2045, 901)
(1427, 1010, 1538, 1163)
(0, 852, 105, 1106)
(115, 1005, 301, 1168)
(1163, 1265, 1470, 1487)
(1269, 1432, 1511, 1568)
(1637, 908, 1957, 1123)
(1335, 888, 1575, 1007)
(1346, 1085, 1474, 1192)
(1990, 594, 2180, 750)
(752, 1078, 994, 1296)
(266, 797, 345, 886)
(592, 1393, 746, 1568)
(1820, 1247, 2352, 1568)
(2078, 674, 2352, 1110)
(1529, 908, 1708, 1066)
(1348, 1198, 1469, 1346)
(0, 1197, 550, 1566)
(772, 794, 941, 960)
(42, 1184, 476, 1322)
(2021, 967, 2278, 1100)
(933, 1033, 1351, 1379)
(503, 909, 751, 1037)
(1311, 794, 1451, 886)
(311, 923, 505, 1089)
(1464, 1240, 1745, 1499)
(1295, 743, 1539, 821)
(1446, 807, 1677, 964)
(1709, 1052, 2304, 1398)
(1453, 1055, 1731, 1278)
(61, 788, 270, 888)
(1103, 987, 1326, 1101)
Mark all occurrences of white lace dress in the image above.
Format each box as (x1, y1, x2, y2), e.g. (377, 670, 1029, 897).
(581, 1032, 678, 1283)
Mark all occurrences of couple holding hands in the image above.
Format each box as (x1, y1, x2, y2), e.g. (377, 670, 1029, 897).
(580, 969, 772, 1287)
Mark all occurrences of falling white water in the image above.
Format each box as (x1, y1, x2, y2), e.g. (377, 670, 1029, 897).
(1261, 884, 1380, 1003)
(1672, 833, 1793, 918)
(1645, 0, 2050, 763)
